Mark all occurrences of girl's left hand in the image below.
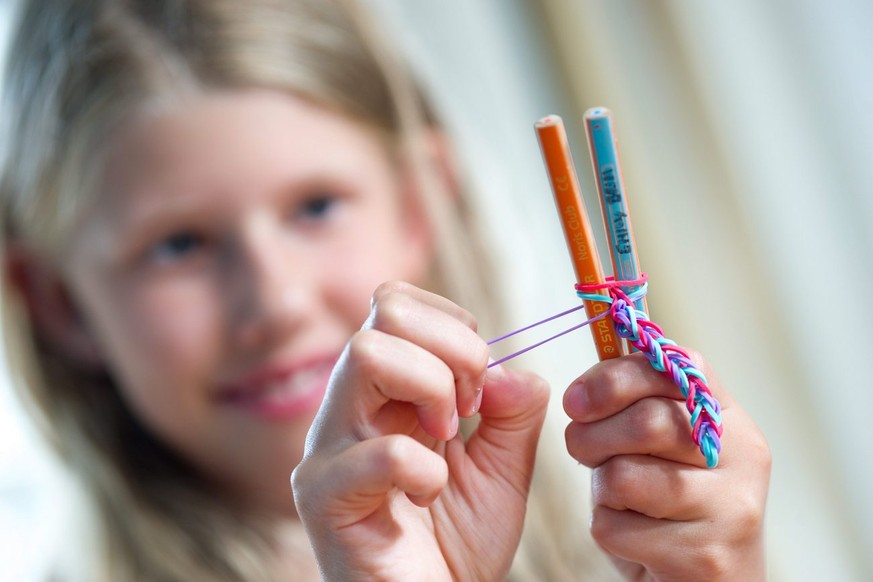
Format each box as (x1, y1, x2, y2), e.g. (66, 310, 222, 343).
(564, 351, 770, 581)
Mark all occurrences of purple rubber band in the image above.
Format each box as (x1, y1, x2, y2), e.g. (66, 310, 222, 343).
(487, 310, 610, 368)
(486, 303, 586, 346)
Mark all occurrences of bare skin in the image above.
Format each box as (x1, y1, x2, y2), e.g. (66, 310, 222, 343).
(293, 283, 770, 580)
(564, 352, 770, 581)
(293, 282, 550, 580)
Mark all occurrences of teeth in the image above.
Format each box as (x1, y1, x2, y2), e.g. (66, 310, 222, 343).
(257, 365, 327, 404)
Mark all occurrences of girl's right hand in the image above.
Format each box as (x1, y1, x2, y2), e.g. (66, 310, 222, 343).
(291, 281, 550, 581)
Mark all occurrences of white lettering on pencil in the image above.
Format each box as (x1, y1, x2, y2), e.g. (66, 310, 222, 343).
(562, 205, 589, 262)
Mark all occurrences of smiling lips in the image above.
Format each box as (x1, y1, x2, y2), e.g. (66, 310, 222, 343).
(217, 355, 338, 421)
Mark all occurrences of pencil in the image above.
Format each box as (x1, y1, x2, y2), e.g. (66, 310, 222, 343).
(535, 115, 623, 361)
(583, 107, 648, 317)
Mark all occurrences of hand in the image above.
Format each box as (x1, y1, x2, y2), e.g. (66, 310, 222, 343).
(291, 281, 550, 581)
(564, 351, 770, 581)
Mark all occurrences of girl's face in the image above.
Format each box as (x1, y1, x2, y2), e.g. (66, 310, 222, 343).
(62, 90, 430, 513)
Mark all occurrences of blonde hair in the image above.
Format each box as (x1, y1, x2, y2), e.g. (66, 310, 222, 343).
(1, 0, 615, 579)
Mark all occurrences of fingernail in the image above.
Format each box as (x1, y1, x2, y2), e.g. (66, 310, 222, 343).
(449, 407, 459, 437)
(472, 388, 483, 414)
(486, 362, 506, 382)
(566, 381, 588, 416)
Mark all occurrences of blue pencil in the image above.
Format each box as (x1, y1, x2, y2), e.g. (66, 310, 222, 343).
(583, 107, 648, 318)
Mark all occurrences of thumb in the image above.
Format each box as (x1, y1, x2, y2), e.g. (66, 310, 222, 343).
(466, 365, 550, 481)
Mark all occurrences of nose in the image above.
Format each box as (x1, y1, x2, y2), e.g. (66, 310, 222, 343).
(228, 213, 314, 351)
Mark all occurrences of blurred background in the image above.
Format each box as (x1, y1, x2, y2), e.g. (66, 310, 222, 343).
(1, 0, 871, 580)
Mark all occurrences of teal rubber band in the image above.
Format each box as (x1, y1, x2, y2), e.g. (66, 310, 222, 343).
(683, 367, 708, 384)
(703, 404, 722, 425)
(690, 402, 703, 427)
(676, 369, 691, 398)
(576, 292, 614, 304)
(649, 342, 666, 372)
(626, 308, 639, 339)
(658, 337, 678, 348)
(701, 436, 718, 469)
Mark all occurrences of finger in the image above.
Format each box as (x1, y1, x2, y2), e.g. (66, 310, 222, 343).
(564, 353, 680, 423)
(292, 434, 449, 530)
(564, 351, 734, 424)
(591, 455, 714, 521)
(465, 365, 550, 482)
(371, 280, 478, 331)
(368, 286, 488, 417)
(565, 397, 708, 468)
(589, 506, 732, 581)
(316, 329, 458, 444)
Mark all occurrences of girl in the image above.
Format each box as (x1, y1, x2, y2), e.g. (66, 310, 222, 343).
(0, 0, 770, 580)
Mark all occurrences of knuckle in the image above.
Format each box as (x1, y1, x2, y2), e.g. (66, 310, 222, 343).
(593, 458, 637, 507)
(627, 398, 671, 443)
(584, 361, 631, 410)
(347, 329, 385, 374)
(290, 460, 319, 517)
(371, 290, 413, 332)
(693, 544, 732, 579)
(379, 435, 414, 473)
(731, 490, 766, 543)
(289, 462, 306, 496)
(455, 305, 478, 331)
(372, 280, 412, 304)
(564, 422, 595, 466)
(751, 431, 773, 474)
(588, 505, 618, 552)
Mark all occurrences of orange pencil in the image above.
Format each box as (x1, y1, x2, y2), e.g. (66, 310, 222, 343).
(534, 115, 623, 360)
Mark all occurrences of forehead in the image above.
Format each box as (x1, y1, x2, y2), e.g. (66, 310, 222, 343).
(101, 89, 390, 202)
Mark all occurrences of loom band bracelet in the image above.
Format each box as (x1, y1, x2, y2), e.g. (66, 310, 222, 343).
(622, 321, 725, 454)
(691, 394, 723, 433)
(605, 295, 720, 417)
(575, 277, 724, 468)
(659, 347, 715, 403)
(670, 354, 700, 397)
(609, 296, 650, 343)
(637, 335, 675, 373)
(578, 284, 650, 345)
(659, 349, 723, 428)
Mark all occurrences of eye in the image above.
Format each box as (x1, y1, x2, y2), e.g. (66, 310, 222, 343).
(295, 192, 339, 223)
(147, 230, 206, 263)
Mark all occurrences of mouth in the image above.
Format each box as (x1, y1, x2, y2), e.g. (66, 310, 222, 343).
(216, 354, 338, 421)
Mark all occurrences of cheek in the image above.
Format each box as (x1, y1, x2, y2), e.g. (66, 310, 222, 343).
(323, 212, 427, 326)
(135, 289, 221, 380)
(84, 277, 224, 426)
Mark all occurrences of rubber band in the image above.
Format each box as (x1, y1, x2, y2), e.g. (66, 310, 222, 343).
(486, 272, 723, 468)
(487, 309, 610, 369)
(576, 274, 723, 468)
(487, 303, 587, 346)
